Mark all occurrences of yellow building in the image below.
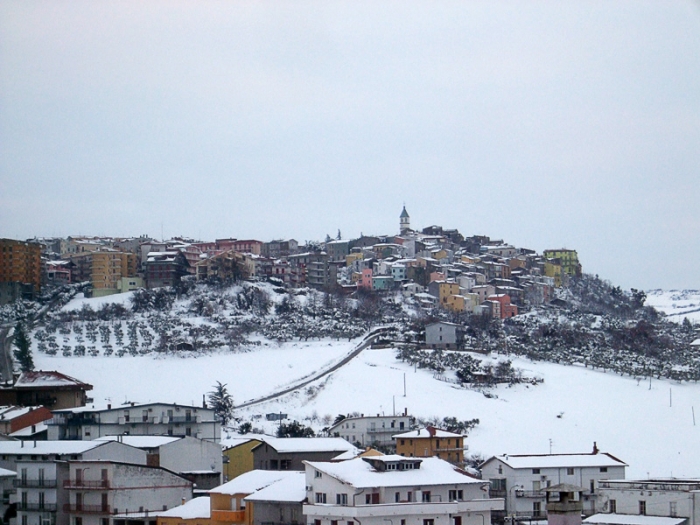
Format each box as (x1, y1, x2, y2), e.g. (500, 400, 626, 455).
(543, 260, 563, 288)
(543, 249, 581, 277)
(91, 251, 139, 296)
(0, 238, 42, 293)
(445, 294, 467, 313)
(345, 252, 364, 266)
(394, 426, 464, 465)
(437, 282, 460, 307)
(222, 438, 261, 482)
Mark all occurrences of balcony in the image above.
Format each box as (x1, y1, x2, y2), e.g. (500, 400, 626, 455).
(18, 503, 57, 512)
(211, 510, 245, 522)
(63, 504, 111, 515)
(64, 480, 110, 489)
(489, 490, 507, 498)
(515, 490, 546, 499)
(14, 479, 57, 488)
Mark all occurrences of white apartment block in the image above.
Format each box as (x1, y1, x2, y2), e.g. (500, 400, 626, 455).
(589, 479, 700, 525)
(480, 448, 627, 521)
(48, 403, 220, 443)
(303, 455, 503, 525)
(328, 415, 414, 450)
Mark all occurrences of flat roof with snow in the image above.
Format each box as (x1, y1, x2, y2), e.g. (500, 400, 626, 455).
(393, 428, 462, 439)
(252, 437, 355, 454)
(584, 514, 687, 525)
(485, 453, 627, 469)
(305, 456, 481, 489)
(94, 435, 182, 448)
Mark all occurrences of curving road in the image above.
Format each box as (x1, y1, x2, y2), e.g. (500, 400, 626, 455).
(235, 327, 391, 409)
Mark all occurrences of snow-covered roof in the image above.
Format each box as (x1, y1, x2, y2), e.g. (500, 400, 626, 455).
(305, 456, 482, 489)
(584, 514, 686, 525)
(94, 435, 181, 448)
(254, 437, 355, 454)
(13, 371, 92, 390)
(332, 447, 362, 461)
(485, 452, 627, 469)
(244, 472, 306, 503)
(392, 427, 462, 439)
(158, 497, 210, 520)
(690, 338, 700, 347)
(0, 467, 16, 478)
(209, 470, 298, 496)
(0, 406, 34, 419)
(0, 441, 109, 455)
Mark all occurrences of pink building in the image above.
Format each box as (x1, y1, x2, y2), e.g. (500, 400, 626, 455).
(359, 268, 373, 289)
(486, 294, 518, 319)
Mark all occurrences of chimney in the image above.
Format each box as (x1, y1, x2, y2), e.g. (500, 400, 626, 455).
(592, 442, 599, 454)
(427, 426, 436, 437)
(33, 440, 36, 448)
(203, 394, 207, 408)
(107, 404, 111, 410)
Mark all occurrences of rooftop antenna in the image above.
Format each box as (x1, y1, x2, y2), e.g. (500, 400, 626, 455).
(549, 438, 553, 454)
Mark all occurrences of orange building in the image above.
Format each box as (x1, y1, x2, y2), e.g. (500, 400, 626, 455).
(158, 496, 211, 525)
(0, 238, 41, 293)
(393, 426, 464, 465)
(92, 251, 139, 295)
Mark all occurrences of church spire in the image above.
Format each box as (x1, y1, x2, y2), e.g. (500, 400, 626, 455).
(400, 205, 410, 234)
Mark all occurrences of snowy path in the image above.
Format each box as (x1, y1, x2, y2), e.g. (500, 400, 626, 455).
(235, 328, 388, 409)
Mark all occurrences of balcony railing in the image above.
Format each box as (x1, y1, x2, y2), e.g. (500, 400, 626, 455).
(63, 504, 111, 515)
(489, 490, 507, 498)
(515, 490, 546, 498)
(14, 479, 57, 488)
(18, 503, 58, 512)
(63, 480, 110, 489)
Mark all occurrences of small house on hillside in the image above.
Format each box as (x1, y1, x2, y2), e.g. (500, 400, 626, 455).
(0, 371, 93, 409)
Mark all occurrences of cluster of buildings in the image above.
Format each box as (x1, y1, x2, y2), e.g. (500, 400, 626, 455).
(0, 374, 692, 525)
(1, 209, 581, 320)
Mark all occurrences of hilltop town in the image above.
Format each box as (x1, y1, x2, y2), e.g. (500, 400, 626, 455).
(2, 206, 575, 316)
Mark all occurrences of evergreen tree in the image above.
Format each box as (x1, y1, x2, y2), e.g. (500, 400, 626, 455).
(277, 420, 315, 438)
(208, 381, 234, 426)
(13, 322, 34, 372)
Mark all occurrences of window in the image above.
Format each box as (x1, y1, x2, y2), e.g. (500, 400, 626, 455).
(315, 470, 323, 478)
(336, 494, 347, 505)
(281, 459, 291, 470)
(567, 468, 574, 475)
(407, 492, 413, 502)
(401, 440, 405, 446)
(332, 521, 338, 525)
(532, 468, 540, 474)
(533, 502, 542, 517)
(449, 490, 463, 501)
(670, 502, 677, 517)
(270, 460, 279, 470)
(639, 501, 646, 515)
(395, 492, 400, 502)
(401, 521, 406, 525)
(315, 493, 327, 504)
(422, 491, 431, 502)
(424, 520, 435, 525)
(39, 492, 45, 509)
(185, 427, 192, 436)
(600, 467, 608, 473)
(609, 500, 617, 513)
(123, 411, 130, 422)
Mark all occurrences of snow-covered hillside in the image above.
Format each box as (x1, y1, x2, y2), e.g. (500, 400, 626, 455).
(34, 332, 700, 481)
(645, 290, 700, 323)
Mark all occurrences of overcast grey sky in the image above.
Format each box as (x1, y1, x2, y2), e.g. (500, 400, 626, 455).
(1, 1, 699, 291)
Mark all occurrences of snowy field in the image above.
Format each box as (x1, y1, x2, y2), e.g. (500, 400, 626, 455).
(645, 289, 700, 323)
(35, 339, 700, 480)
(34, 339, 357, 407)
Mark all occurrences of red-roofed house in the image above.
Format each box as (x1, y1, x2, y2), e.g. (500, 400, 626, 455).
(0, 371, 93, 409)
